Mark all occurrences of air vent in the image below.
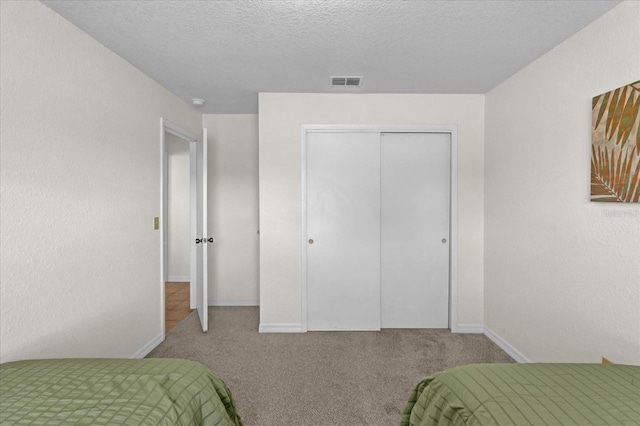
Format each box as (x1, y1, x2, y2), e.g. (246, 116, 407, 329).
(330, 76, 363, 87)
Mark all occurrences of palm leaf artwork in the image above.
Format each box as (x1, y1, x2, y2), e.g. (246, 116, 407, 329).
(591, 80, 640, 202)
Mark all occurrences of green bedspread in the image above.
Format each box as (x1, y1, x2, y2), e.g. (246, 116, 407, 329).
(0, 358, 242, 426)
(401, 363, 640, 426)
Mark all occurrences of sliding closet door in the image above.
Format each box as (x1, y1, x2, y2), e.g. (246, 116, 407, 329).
(380, 132, 450, 328)
(306, 132, 381, 330)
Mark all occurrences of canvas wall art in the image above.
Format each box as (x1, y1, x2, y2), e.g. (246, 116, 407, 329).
(591, 80, 640, 202)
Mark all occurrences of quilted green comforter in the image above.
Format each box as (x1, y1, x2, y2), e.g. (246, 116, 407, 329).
(401, 363, 640, 426)
(0, 358, 242, 426)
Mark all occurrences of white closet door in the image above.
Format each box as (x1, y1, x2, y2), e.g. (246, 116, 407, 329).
(380, 132, 450, 328)
(306, 132, 381, 330)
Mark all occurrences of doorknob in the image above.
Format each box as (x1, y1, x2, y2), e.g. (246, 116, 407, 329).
(195, 237, 214, 244)
(308, 239, 314, 244)
(442, 238, 447, 243)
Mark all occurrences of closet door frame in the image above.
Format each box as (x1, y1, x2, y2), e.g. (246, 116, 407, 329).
(300, 124, 459, 332)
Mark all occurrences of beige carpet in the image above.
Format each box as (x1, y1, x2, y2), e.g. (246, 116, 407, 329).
(147, 307, 513, 426)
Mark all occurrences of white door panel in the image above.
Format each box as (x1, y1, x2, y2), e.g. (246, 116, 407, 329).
(381, 132, 450, 328)
(306, 132, 381, 330)
(193, 128, 208, 333)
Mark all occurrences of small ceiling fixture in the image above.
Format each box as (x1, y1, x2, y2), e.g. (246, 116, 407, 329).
(330, 76, 363, 87)
(191, 98, 205, 106)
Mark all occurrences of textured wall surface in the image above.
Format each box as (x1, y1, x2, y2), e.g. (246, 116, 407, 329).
(485, 1, 640, 364)
(167, 134, 190, 280)
(259, 94, 485, 330)
(0, 0, 201, 361)
(203, 115, 259, 305)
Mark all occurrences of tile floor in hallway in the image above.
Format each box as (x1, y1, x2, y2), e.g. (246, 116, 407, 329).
(165, 282, 193, 332)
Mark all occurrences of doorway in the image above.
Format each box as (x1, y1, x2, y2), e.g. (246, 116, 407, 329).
(160, 118, 209, 335)
(301, 125, 458, 331)
(165, 133, 192, 332)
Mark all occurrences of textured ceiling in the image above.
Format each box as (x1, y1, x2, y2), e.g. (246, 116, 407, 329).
(41, 0, 621, 114)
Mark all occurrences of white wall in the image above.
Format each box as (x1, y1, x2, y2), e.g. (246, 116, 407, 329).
(203, 115, 260, 305)
(485, 1, 640, 364)
(0, 0, 201, 362)
(167, 134, 190, 281)
(259, 94, 485, 330)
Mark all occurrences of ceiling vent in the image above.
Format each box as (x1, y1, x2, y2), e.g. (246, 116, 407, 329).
(330, 76, 363, 87)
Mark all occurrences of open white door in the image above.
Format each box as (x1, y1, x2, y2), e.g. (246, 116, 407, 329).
(191, 128, 208, 332)
(162, 119, 210, 334)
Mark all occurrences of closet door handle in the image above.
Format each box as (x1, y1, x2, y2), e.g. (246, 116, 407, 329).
(308, 239, 314, 244)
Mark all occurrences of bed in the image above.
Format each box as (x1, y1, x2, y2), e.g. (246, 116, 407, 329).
(401, 363, 640, 426)
(0, 358, 242, 425)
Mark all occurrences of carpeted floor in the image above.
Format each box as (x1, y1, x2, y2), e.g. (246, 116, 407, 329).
(147, 307, 513, 426)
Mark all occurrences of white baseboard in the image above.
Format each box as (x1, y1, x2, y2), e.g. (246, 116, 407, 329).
(258, 323, 303, 333)
(208, 299, 259, 306)
(453, 323, 484, 334)
(483, 326, 530, 363)
(131, 332, 164, 359)
(167, 276, 189, 282)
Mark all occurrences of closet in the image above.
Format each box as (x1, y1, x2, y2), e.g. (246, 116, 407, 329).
(304, 130, 451, 331)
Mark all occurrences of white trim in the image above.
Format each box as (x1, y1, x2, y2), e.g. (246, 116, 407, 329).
(167, 275, 190, 282)
(448, 127, 458, 333)
(259, 323, 303, 333)
(304, 124, 457, 133)
(300, 124, 459, 332)
(455, 324, 484, 334)
(164, 119, 198, 142)
(300, 125, 308, 331)
(208, 299, 260, 306)
(483, 326, 531, 363)
(131, 333, 164, 359)
(189, 136, 197, 310)
(160, 119, 166, 338)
